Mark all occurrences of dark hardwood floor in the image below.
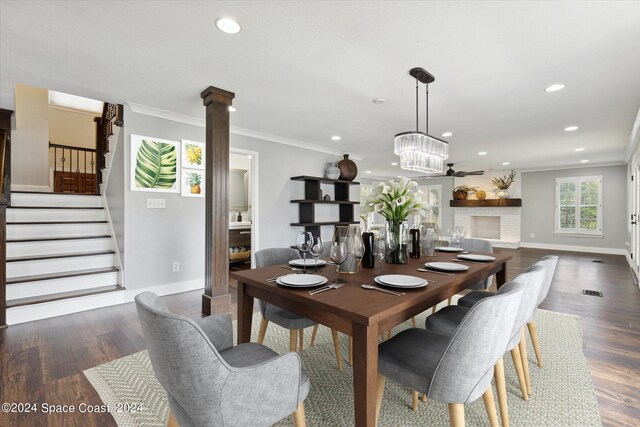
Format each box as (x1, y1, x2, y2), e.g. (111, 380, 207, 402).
(0, 248, 638, 426)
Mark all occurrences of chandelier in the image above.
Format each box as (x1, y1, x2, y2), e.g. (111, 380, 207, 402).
(394, 68, 449, 174)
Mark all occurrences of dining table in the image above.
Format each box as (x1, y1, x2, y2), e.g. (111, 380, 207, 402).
(230, 250, 511, 427)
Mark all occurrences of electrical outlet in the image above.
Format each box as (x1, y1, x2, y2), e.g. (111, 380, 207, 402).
(172, 262, 180, 272)
(530, 233, 535, 238)
(147, 198, 166, 209)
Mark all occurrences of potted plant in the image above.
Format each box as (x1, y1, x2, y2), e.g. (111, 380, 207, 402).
(491, 170, 516, 199)
(186, 172, 202, 194)
(453, 185, 478, 200)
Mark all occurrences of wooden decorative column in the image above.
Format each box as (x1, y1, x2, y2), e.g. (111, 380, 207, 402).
(201, 87, 235, 315)
(0, 108, 13, 328)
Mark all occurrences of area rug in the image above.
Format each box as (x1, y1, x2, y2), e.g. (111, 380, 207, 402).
(83, 309, 602, 426)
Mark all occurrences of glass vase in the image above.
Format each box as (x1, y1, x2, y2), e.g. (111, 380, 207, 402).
(384, 220, 408, 264)
(332, 225, 364, 273)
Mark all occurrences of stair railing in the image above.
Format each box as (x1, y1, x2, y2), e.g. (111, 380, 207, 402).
(0, 108, 13, 328)
(94, 103, 123, 194)
(49, 142, 97, 194)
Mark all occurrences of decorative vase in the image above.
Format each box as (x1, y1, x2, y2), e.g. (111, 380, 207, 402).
(324, 162, 341, 180)
(497, 190, 509, 199)
(333, 225, 364, 273)
(338, 154, 358, 181)
(475, 190, 486, 200)
(384, 220, 408, 264)
(453, 190, 467, 200)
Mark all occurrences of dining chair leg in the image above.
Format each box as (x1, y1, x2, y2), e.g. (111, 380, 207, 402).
(527, 321, 543, 367)
(292, 402, 306, 427)
(447, 296, 453, 306)
(432, 305, 437, 314)
(299, 329, 304, 351)
(411, 316, 416, 328)
(289, 330, 298, 352)
(482, 387, 499, 427)
(310, 325, 319, 346)
(493, 357, 509, 427)
(257, 318, 269, 345)
(331, 329, 343, 371)
(167, 409, 179, 427)
(448, 403, 465, 427)
(510, 346, 529, 401)
(412, 390, 419, 411)
(375, 374, 386, 427)
(349, 336, 353, 366)
(421, 393, 427, 402)
(519, 329, 532, 394)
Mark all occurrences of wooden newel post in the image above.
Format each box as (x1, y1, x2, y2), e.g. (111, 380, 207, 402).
(201, 86, 235, 315)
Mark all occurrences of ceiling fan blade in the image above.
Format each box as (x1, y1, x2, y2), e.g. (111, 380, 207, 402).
(465, 171, 485, 175)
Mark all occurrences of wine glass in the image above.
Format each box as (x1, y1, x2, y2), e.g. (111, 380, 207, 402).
(329, 241, 347, 283)
(296, 231, 313, 273)
(374, 234, 386, 266)
(310, 236, 324, 272)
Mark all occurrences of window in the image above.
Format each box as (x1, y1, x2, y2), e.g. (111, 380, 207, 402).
(418, 184, 442, 227)
(555, 176, 602, 235)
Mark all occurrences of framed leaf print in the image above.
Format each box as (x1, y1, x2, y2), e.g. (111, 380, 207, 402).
(130, 135, 180, 192)
(181, 140, 205, 170)
(181, 168, 205, 198)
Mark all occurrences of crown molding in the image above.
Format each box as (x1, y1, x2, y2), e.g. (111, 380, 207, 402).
(518, 160, 627, 174)
(126, 102, 364, 160)
(624, 106, 640, 162)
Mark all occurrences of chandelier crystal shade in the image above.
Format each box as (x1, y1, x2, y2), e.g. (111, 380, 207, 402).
(394, 68, 449, 174)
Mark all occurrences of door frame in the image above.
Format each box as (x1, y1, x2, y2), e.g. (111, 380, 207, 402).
(230, 147, 259, 268)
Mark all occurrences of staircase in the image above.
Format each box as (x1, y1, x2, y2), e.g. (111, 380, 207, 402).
(5, 191, 123, 319)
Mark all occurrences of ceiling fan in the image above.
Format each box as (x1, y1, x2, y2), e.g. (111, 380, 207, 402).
(415, 163, 484, 178)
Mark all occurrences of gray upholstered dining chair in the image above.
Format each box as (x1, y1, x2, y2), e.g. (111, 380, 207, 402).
(457, 255, 558, 369)
(375, 280, 524, 427)
(255, 248, 345, 370)
(135, 292, 309, 427)
(441, 238, 493, 307)
(425, 265, 546, 427)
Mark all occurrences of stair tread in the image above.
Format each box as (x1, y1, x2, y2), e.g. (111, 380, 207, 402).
(7, 250, 116, 262)
(11, 191, 101, 197)
(8, 206, 103, 210)
(8, 235, 112, 243)
(8, 221, 107, 224)
(7, 267, 120, 285)
(7, 285, 125, 308)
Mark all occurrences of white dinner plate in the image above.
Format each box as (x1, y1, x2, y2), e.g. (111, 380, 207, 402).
(289, 258, 328, 267)
(276, 274, 328, 287)
(436, 246, 465, 252)
(374, 275, 428, 289)
(425, 262, 470, 272)
(457, 254, 496, 262)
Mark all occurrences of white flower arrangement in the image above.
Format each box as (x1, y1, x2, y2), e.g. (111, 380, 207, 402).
(362, 177, 427, 222)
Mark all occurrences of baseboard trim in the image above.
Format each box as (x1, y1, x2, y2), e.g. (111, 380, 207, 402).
(520, 241, 626, 255)
(6, 279, 204, 325)
(11, 184, 51, 192)
(624, 251, 639, 283)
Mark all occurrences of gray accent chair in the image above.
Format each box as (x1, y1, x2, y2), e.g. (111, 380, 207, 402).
(135, 292, 309, 427)
(425, 265, 546, 427)
(457, 255, 558, 368)
(375, 280, 524, 427)
(255, 248, 345, 370)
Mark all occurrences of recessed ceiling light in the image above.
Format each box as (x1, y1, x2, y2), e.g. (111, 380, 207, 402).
(391, 162, 398, 166)
(478, 152, 487, 156)
(215, 18, 241, 34)
(366, 170, 372, 174)
(564, 126, 579, 132)
(228, 106, 236, 112)
(372, 98, 388, 104)
(580, 159, 589, 163)
(331, 135, 341, 141)
(545, 83, 565, 92)
(574, 147, 585, 152)
(397, 175, 402, 178)
(502, 162, 510, 166)
(441, 132, 453, 137)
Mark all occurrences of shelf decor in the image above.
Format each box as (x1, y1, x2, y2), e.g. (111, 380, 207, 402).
(492, 170, 516, 199)
(361, 177, 426, 264)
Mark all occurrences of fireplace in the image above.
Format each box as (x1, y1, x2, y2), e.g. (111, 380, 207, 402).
(470, 216, 501, 240)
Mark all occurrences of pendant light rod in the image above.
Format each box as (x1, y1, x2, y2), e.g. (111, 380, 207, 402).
(425, 84, 429, 134)
(415, 79, 419, 132)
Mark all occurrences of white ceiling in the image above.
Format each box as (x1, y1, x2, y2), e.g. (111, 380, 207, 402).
(2, 1, 640, 177)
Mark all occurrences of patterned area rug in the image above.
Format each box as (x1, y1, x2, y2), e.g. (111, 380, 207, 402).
(83, 309, 602, 426)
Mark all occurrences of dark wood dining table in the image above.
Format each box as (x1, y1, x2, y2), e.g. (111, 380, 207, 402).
(230, 250, 511, 426)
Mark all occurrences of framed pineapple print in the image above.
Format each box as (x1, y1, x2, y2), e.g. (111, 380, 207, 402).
(181, 140, 205, 170)
(131, 135, 180, 192)
(181, 168, 205, 197)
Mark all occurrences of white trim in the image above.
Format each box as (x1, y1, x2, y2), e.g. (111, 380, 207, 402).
(520, 241, 626, 255)
(101, 127, 124, 282)
(624, 106, 640, 162)
(6, 279, 203, 325)
(624, 251, 639, 284)
(126, 102, 364, 160)
(230, 147, 259, 268)
(519, 161, 627, 174)
(11, 184, 51, 192)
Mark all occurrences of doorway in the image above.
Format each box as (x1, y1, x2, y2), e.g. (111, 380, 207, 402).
(631, 157, 640, 281)
(229, 148, 259, 269)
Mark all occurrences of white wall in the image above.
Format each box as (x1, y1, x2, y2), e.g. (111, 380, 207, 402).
(11, 83, 50, 188)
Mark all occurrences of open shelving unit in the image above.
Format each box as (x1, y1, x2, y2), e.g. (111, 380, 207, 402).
(290, 175, 360, 237)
